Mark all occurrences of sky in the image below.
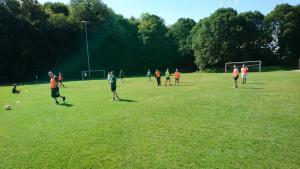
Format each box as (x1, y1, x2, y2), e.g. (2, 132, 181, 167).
(38, 0, 300, 25)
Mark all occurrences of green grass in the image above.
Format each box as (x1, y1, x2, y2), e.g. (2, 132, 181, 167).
(0, 71, 299, 169)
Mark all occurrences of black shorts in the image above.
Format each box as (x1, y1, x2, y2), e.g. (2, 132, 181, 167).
(51, 88, 60, 98)
(234, 75, 239, 80)
(111, 86, 116, 92)
(59, 80, 63, 83)
(166, 77, 170, 80)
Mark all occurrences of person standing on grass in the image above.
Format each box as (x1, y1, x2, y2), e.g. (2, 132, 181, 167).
(233, 65, 239, 88)
(165, 68, 172, 86)
(84, 72, 88, 79)
(147, 69, 152, 81)
(48, 71, 66, 104)
(35, 74, 39, 82)
(110, 71, 120, 101)
(155, 69, 161, 86)
(107, 71, 112, 85)
(58, 73, 65, 87)
(119, 69, 124, 82)
(12, 84, 21, 94)
(174, 69, 181, 85)
(241, 64, 248, 84)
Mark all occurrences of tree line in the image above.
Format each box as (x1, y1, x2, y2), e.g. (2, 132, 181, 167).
(0, 0, 299, 82)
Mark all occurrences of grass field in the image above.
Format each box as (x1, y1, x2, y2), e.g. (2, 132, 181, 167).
(0, 71, 299, 169)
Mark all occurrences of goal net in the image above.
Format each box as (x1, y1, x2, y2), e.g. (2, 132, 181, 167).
(81, 70, 106, 80)
(225, 60, 262, 72)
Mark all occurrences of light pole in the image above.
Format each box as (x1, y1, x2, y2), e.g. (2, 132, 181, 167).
(81, 20, 91, 78)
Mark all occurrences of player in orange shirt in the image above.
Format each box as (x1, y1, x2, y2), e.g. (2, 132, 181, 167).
(233, 65, 239, 88)
(174, 69, 181, 85)
(58, 73, 65, 87)
(155, 69, 161, 86)
(241, 64, 248, 84)
(48, 71, 66, 104)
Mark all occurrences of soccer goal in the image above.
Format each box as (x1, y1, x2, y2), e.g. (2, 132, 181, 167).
(81, 70, 106, 80)
(225, 60, 262, 72)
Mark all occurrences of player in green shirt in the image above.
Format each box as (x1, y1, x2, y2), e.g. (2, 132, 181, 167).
(119, 69, 124, 82)
(147, 69, 152, 81)
(165, 68, 172, 86)
(110, 71, 120, 101)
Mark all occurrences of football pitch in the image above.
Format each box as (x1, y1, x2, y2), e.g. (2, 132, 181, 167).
(0, 71, 299, 169)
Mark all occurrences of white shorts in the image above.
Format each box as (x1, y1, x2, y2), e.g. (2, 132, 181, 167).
(242, 74, 247, 79)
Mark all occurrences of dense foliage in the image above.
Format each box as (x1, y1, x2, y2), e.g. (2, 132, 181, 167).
(0, 0, 299, 82)
(191, 6, 299, 70)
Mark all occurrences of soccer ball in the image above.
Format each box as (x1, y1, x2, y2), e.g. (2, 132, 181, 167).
(4, 105, 12, 110)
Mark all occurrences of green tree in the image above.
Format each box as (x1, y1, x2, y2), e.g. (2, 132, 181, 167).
(137, 13, 172, 69)
(168, 18, 196, 70)
(0, 0, 50, 82)
(266, 4, 300, 66)
(1, 0, 298, 83)
(44, 2, 69, 16)
(235, 11, 274, 65)
(70, 0, 112, 24)
(192, 8, 239, 69)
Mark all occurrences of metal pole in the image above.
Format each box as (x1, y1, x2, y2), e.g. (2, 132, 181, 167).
(84, 23, 91, 78)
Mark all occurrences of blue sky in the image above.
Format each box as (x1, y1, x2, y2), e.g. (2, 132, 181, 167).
(39, 0, 300, 25)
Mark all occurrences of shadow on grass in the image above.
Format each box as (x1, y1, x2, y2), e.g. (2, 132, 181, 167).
(118, 99, 137, 102)
(58, 102, 74, 107)
(243, 87, 264, 90)
(247, 82, 264, 85)
(173, 84, 194, 86)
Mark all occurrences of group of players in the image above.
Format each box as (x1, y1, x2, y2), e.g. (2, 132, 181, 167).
(11, 65, 247, 104)
(147, 69, 181, 86)
(48, 72, 66, 104)
(104, 69, 181, 101)
(46, 68, 182, 104)
(48, 65, 249, 104)
(11, 72, 65, 105)
(232, 64, 249, 88)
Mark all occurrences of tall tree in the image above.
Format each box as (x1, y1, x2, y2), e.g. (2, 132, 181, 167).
(235, 11, 274, 65)
(137, 13, 174, 69)
(0, 0, 299, 83)
(266, 4, 300, 66)
(168, 18, 196, 70)
(192, 8, 239, 69)
(70, 0, 112, 24)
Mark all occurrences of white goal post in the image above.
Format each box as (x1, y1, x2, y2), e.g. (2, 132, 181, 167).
(81, 70, 106, 80)
(225, 60, 262, 72)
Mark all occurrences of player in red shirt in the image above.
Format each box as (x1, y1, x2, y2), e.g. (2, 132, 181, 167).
(58, 73, 65, 87)
(174, 69, 181, 85)
(241, 64, 248, 84)
(49, 71, 66, 104)
(233, 65, 239, 88)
